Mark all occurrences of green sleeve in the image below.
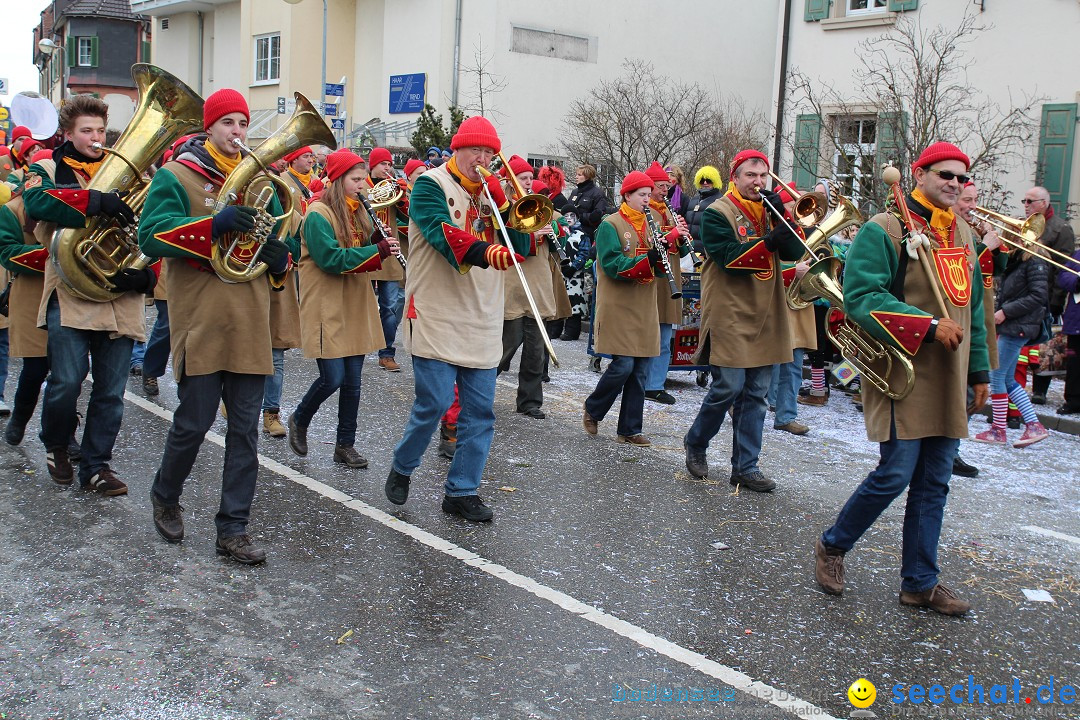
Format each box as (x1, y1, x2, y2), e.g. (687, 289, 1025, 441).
(966, 251, 990, 377)
(302, 212, 380, 274)
(137, 168, 214, 260)
(700, 206, 760, 276)
(0, 205, 43, 275)
(596, 221, 653, 281)
(23, 163, 88, 228)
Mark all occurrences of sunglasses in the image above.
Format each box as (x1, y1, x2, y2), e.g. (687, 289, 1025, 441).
(927, 169, 970, 184)
(1021, 198, 1046, 205)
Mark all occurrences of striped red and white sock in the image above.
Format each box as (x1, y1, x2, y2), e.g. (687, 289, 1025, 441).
(812, 368, 826, 392)
(991, 393, 1008, 430)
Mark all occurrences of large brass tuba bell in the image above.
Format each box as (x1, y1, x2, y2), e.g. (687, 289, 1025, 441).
(209, 92, 336, 283)
(786, 195, 865, 310)
(51, 64, 204, 301)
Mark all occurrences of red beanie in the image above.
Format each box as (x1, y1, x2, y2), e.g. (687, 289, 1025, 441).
(203, 89, 250, 130)
(620, 170, 655, 196)
(531, 179, 548, 194)
(325, 149, 365, 183)
(911, 141, 970, 172)
(11, 126, 31, 142)
(963, 180, 976, 190)
(403, 158, 425, 177)
(0, 147, 9, 157)
(730, 149, 769, 179)
(644, 161, 668, 184)
(283, 146, 313, 164)
(30, 149, 53, 164)
(368, 147, 392, 168)
(450, 116, 501, 153)
(775, 180, 798, 205)
(502, 154, 533, 178)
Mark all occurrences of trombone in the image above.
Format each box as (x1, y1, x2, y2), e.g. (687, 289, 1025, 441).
(970, 206, 1080, 278)
(767, 171, 828, 228)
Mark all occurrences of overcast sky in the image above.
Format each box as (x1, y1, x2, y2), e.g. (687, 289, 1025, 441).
(1, 3, 50, 105)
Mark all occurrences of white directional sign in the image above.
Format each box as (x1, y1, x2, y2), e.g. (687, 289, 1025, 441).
(0, 78, 8, 95)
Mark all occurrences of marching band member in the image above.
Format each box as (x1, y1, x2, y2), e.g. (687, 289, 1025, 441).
(287, 149, 394, 467)
(582, 170, 673, 446)
(280, 146, 323, 212)
(384, 116, 530, 522)
(404, 158, 426, 187)
(138, 88, 291, 564)
(365, 147, 409, 372)
(682, 150, 804, 489)
(23, 95, 156, 495)
(814, 142, 989, 615)
(8, 126, 44, 180)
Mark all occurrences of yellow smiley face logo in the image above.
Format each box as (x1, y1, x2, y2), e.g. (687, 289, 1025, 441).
(848, 678, 876, 708)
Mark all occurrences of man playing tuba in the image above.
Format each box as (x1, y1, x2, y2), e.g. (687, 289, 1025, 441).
(138, 89, 291, 565)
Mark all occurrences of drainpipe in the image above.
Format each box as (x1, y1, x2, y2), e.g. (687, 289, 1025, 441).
(451, 0, 462, 107)
(772, 0, 792, 174)
(196, 10, 204, 94)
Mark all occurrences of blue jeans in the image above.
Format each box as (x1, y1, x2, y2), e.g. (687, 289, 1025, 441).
(0, 327, 9, 400)
(40, 294, 134, 483)
(130, 341, 145, 368)
(142, 300, 171, 379)
(292, 355, 364, 446)
(768, 348, 804, 426)
(644, 323, 674, 392)
(375, 281, 404, 359)
(262, 348, 285, 412)
(392, 356, 496, 496)
(685, 364, 771, 475)
(990, 333, 1029, 395)
(585, 354, 649, 436)
(822, 419, 958, 593)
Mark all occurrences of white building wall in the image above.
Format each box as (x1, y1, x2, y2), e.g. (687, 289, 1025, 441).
(150, 12, 201, 90)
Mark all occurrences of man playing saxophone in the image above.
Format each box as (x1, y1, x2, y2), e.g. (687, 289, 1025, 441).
(138, 89, 291, 564)
(23, 95, 157, 496)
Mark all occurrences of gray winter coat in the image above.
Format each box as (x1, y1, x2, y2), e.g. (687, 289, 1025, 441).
(995, 253, 1048, 340)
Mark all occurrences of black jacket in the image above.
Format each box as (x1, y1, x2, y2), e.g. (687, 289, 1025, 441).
(567, 179, 614, 240)
(1041, 212, 1077, 313)
(996, 253, 1048, 340)
(684, 187, 723, 251)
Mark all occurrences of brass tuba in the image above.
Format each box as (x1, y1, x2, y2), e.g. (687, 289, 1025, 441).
(209, 92, 335, 283)
(51, 64, 204, 301)
(367, 178, 404, 210)
(786, 195, 864, 310)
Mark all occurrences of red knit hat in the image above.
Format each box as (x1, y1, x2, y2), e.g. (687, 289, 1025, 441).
(620, 170, 655, 196)
(531, 179, 548, 194)
(0, 147, 9, 157)
(325, 149, 365, 182)
(730, 149, 769, 179)
(502, 154, 533, 178)
(775, 181, 798, 205)
(10, 126, 31, 142)
(911, 141, 970, 172)
(450, 116, 501, 153)
(644, 161, 668, 184)
(283, 146, 314, 164)
(368, 147, 392, 168)
(963, 180, 976, 190)
(203, 89, 250, 130)
(403, 158, 425, 177)
(30, 149, 53, 164)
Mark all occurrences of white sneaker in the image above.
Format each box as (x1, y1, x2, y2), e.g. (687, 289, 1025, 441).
(0, 400, 10, 418)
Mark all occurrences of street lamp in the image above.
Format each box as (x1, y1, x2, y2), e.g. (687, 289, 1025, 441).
(281, 0, 327, 120)
(37, 37, 66, 103)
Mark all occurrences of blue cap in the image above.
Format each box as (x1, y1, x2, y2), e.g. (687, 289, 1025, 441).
(426, 146, 440, 156)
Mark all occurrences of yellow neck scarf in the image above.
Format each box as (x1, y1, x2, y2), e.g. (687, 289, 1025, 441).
(63, 156, 103, 179)
(729, 185, 766, 228)
(345, 195, 360, 214)
(206, 140, 242, 177)
(447, 156, 481, 195)
(911, 187, 955, 236)
(289, 166, 313, 186)
(620, 202, 647, 231)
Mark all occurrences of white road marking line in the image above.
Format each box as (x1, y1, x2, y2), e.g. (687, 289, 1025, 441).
(1023, 525, 1080, 546)
(125, 391, 837, 719)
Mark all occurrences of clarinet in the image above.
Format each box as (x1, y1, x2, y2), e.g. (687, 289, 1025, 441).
(643, 209, 682, 299)
(357, 193, 407, 270)
(661, 197, 702, 266)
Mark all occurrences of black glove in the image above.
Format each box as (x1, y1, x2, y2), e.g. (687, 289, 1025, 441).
(109, 267, 157, 294)
(762, 223, 797, 252)
(212, 205, 259, 238)
(90, 190, 136, 226)
(647, 246, 662, 267)
(760, 188, 787, 221)
(259, 237, 289, 274)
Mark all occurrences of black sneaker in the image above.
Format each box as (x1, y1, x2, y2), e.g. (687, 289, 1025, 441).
(152, 494, 184, 543)
(441, 494, 494, 522)
(215, 534, 267, 565)
(143, 375, 159, 396)
(1007, 417, 1021, 430)
(385, 469, 411, 505)
(438, 422, 457, 459)
(730, 471, 775, 493)
(645, 390, 677, 405)
(333, 445, 369, 468)
(4, 417, 27, 446)
(288, 415, 308, 456)
(86, 467, 128, 496)
(45, 447, 74, 485)
(1031, 392, 1047, 405)
(952, 455, 979, 478)
(519, 407, 546, 419)
(685, 442, 708, 479)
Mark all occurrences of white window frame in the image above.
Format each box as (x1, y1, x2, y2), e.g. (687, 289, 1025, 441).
(77, 37, 94, 67)
(831, 115, 877, 209)
(253, 33, 281, 85)
(846, 0, 887, 15)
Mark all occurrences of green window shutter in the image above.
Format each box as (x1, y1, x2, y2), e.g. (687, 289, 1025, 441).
(804, 0, 830, 21)
(66, 37, 76, 67)
(793, 114, 822, 189)
(887, 0, 918, 11)
(875, 110, 908, 171)
(1037, 103, 1077, 211)
(142, 40, 151, 63)
(90, 37, 99, 67)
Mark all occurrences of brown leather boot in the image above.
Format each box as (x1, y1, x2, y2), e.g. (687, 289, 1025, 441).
(899, 583, 970, 616)
(263, 411, 286, 438)
(814, 539, 845, 596)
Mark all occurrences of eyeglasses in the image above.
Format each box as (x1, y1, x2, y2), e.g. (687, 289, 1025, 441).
(927, 169, 970, 184)
(1021, 198, 1046, 205)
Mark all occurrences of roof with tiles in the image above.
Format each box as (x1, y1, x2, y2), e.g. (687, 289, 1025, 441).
(61, 0, 141, 21)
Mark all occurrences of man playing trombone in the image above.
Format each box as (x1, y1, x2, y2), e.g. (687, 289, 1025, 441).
(384, 116, 530, 522)
(814, 142, 989, 616)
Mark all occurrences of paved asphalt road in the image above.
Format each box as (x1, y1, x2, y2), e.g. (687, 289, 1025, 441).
(1, 331, 1077, 720)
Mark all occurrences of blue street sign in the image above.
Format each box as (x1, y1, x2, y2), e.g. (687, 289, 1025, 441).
(323, 103, 338, 117)
(331, 118, 345, 130)
(324, 83, 345, 97)
(388, 73, 426, 114)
